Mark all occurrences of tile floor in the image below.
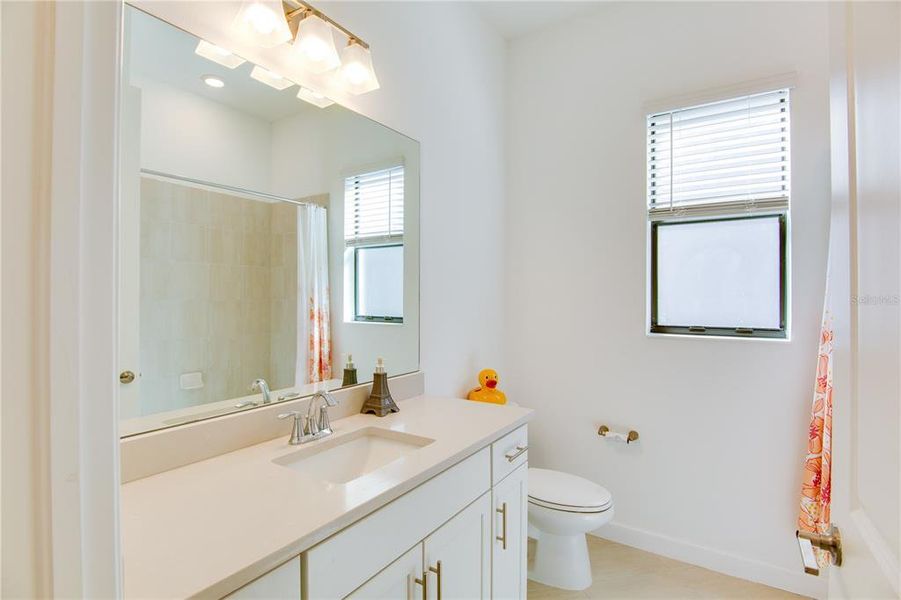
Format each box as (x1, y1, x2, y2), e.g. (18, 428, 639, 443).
(527, 537, 807, 599)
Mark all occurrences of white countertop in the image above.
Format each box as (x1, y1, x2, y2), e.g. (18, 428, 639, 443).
(120, 395, 533, 599)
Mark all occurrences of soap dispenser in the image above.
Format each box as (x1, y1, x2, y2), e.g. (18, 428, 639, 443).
(360, 357, 399, 416)
(341, 354, 358, 387)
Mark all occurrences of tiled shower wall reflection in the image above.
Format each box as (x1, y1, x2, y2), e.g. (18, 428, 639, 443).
(139, 177, 297, 415)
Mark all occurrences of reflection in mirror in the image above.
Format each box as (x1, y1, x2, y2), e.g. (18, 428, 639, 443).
(119, 6, 419, 436)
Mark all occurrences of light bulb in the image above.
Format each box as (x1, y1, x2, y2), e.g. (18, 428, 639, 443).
(338, 42, 379, 95)
(232, 1, 292, 48)
(195, 40, 246, 69)
(293, 14, 340, 74)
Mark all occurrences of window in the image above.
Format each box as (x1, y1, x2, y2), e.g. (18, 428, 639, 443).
(647, 89, 790, 338)
(344, 165, 404, 322)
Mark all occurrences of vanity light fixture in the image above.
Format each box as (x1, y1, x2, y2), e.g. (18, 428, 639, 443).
(297, 86, 334, 108)
(194, 40, 246, 69)
(291, 11, 340, 74)
(201, 75, 226, 88)
(232, 0, 293, 48)
(338, 40, 380, 95)
(233, 0, 380, 95)
(249, 65, 294, 90)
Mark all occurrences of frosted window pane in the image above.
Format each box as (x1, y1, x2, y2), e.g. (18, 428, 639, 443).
(357, 245, 403, 319)
(656, 217, 781, 329)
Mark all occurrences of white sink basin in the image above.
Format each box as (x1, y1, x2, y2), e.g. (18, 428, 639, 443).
(273, 427, 435, 484)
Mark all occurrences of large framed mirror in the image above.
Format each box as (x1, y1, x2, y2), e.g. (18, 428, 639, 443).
(119, 5, 419, 436)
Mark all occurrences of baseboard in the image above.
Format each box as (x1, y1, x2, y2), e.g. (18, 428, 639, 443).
(592, 521, 828, 599)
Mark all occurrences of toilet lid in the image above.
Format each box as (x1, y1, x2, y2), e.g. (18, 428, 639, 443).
(528, 468, 613, 513)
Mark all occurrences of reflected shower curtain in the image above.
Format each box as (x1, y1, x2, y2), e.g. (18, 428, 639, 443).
(296, 204, 332, 385)
(798, 272, 833, 566)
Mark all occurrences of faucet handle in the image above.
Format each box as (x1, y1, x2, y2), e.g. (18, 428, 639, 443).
(278, 412, 305, 445)
(319, 404, 332, 433)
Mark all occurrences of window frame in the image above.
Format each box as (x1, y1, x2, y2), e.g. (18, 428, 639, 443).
(649, 213, 787, 339)
(353, 242, 404, 324)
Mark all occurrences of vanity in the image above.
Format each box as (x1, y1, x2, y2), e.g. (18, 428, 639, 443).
(121, 395, 531, 599)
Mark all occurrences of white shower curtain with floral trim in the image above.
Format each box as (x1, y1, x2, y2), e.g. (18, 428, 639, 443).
(296, 204, 332, 385)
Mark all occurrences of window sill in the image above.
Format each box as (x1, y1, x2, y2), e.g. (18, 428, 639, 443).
(646, 331, 791, 343)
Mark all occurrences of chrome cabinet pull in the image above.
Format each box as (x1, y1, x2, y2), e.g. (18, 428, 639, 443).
(428, 561, 442, 600)
(504, 445, 528, 462)
(496, 502, 508, 549)
(414, 570, 427, 600)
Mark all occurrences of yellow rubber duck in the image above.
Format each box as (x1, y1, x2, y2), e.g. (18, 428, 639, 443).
(467, 369, 507, 405)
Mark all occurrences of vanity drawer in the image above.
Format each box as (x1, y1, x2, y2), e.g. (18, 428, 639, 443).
(492, 425, 528, 484)
(303, 447, 490, 600)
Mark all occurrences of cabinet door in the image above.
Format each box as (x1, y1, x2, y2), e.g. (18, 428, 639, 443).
(226, 556, 300, 599)
(423, 492, 491, 600)
(492, 465, 527, 600)
(348, 545, 423, 600)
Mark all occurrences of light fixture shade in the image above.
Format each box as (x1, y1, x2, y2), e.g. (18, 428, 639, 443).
(249, 65, 294, 91)
(338, 42, 380, 95)
(297, 87, 334, 108)
(293, 14, 340, 74)
(232, 1, 292, 48)
(194, 40, 246, 69)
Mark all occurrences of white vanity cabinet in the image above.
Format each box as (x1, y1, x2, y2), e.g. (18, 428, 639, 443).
(225, 557, 301, 599)
(226, 425, 528, 600)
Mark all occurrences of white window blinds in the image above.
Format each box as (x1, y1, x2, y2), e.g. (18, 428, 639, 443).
(344, 165, 404, 247)
(647, 89, 790, 218)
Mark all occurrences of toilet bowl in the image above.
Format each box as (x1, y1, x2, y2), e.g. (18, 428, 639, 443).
(527, 468, 613, 591)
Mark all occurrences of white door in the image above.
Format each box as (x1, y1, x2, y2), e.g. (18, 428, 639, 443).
(824, 2, 900, 597)
(349, 545, 423, 600)
(492, 465, 528, 600)
(423, 492, 492, 600)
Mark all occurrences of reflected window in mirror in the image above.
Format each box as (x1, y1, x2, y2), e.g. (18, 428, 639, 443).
(344, 166, 405, 323)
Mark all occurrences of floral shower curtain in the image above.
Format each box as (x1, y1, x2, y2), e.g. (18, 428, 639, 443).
(798, 273, 833, 566)
(296, 204, 332, 385)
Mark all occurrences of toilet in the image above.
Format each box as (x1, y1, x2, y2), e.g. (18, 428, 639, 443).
(527, 468, 614, 591)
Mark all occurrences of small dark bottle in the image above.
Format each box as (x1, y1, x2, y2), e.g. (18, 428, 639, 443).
(361, 358, 399, 416)
(342, 354, 358, 387)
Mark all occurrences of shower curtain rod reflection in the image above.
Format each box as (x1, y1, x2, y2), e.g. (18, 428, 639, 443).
(139, 169, 314, 207)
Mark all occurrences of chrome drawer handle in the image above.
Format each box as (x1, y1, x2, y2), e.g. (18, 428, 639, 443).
(504, 445, 528, 462)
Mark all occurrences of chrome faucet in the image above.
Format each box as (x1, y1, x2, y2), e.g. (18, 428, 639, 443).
(250, 378, 271, 404)
(277, 390, 339, 445)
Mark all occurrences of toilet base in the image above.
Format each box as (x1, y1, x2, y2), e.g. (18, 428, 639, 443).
(528, 531, 592, 591)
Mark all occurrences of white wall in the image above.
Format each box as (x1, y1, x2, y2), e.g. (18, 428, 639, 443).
(505, 2, 831, 596)
(133, 78, 273, 192)
(1, 2, 52, 596)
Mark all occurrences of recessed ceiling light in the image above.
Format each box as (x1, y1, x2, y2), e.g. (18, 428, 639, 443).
(202, 75, 225, 88)
(195, 40, 246, 69)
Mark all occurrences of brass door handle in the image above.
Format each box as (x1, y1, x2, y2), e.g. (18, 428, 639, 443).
(119, 370, 136, 384)
(496, 502, 508, 549)
(796, 525, 842, 575)
(414, 570, 427, 600)
(428, 560, 442, 600)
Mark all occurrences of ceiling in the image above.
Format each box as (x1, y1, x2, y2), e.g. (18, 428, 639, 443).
(468, 1, 604, 40)
(126, 6, 319, 123)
